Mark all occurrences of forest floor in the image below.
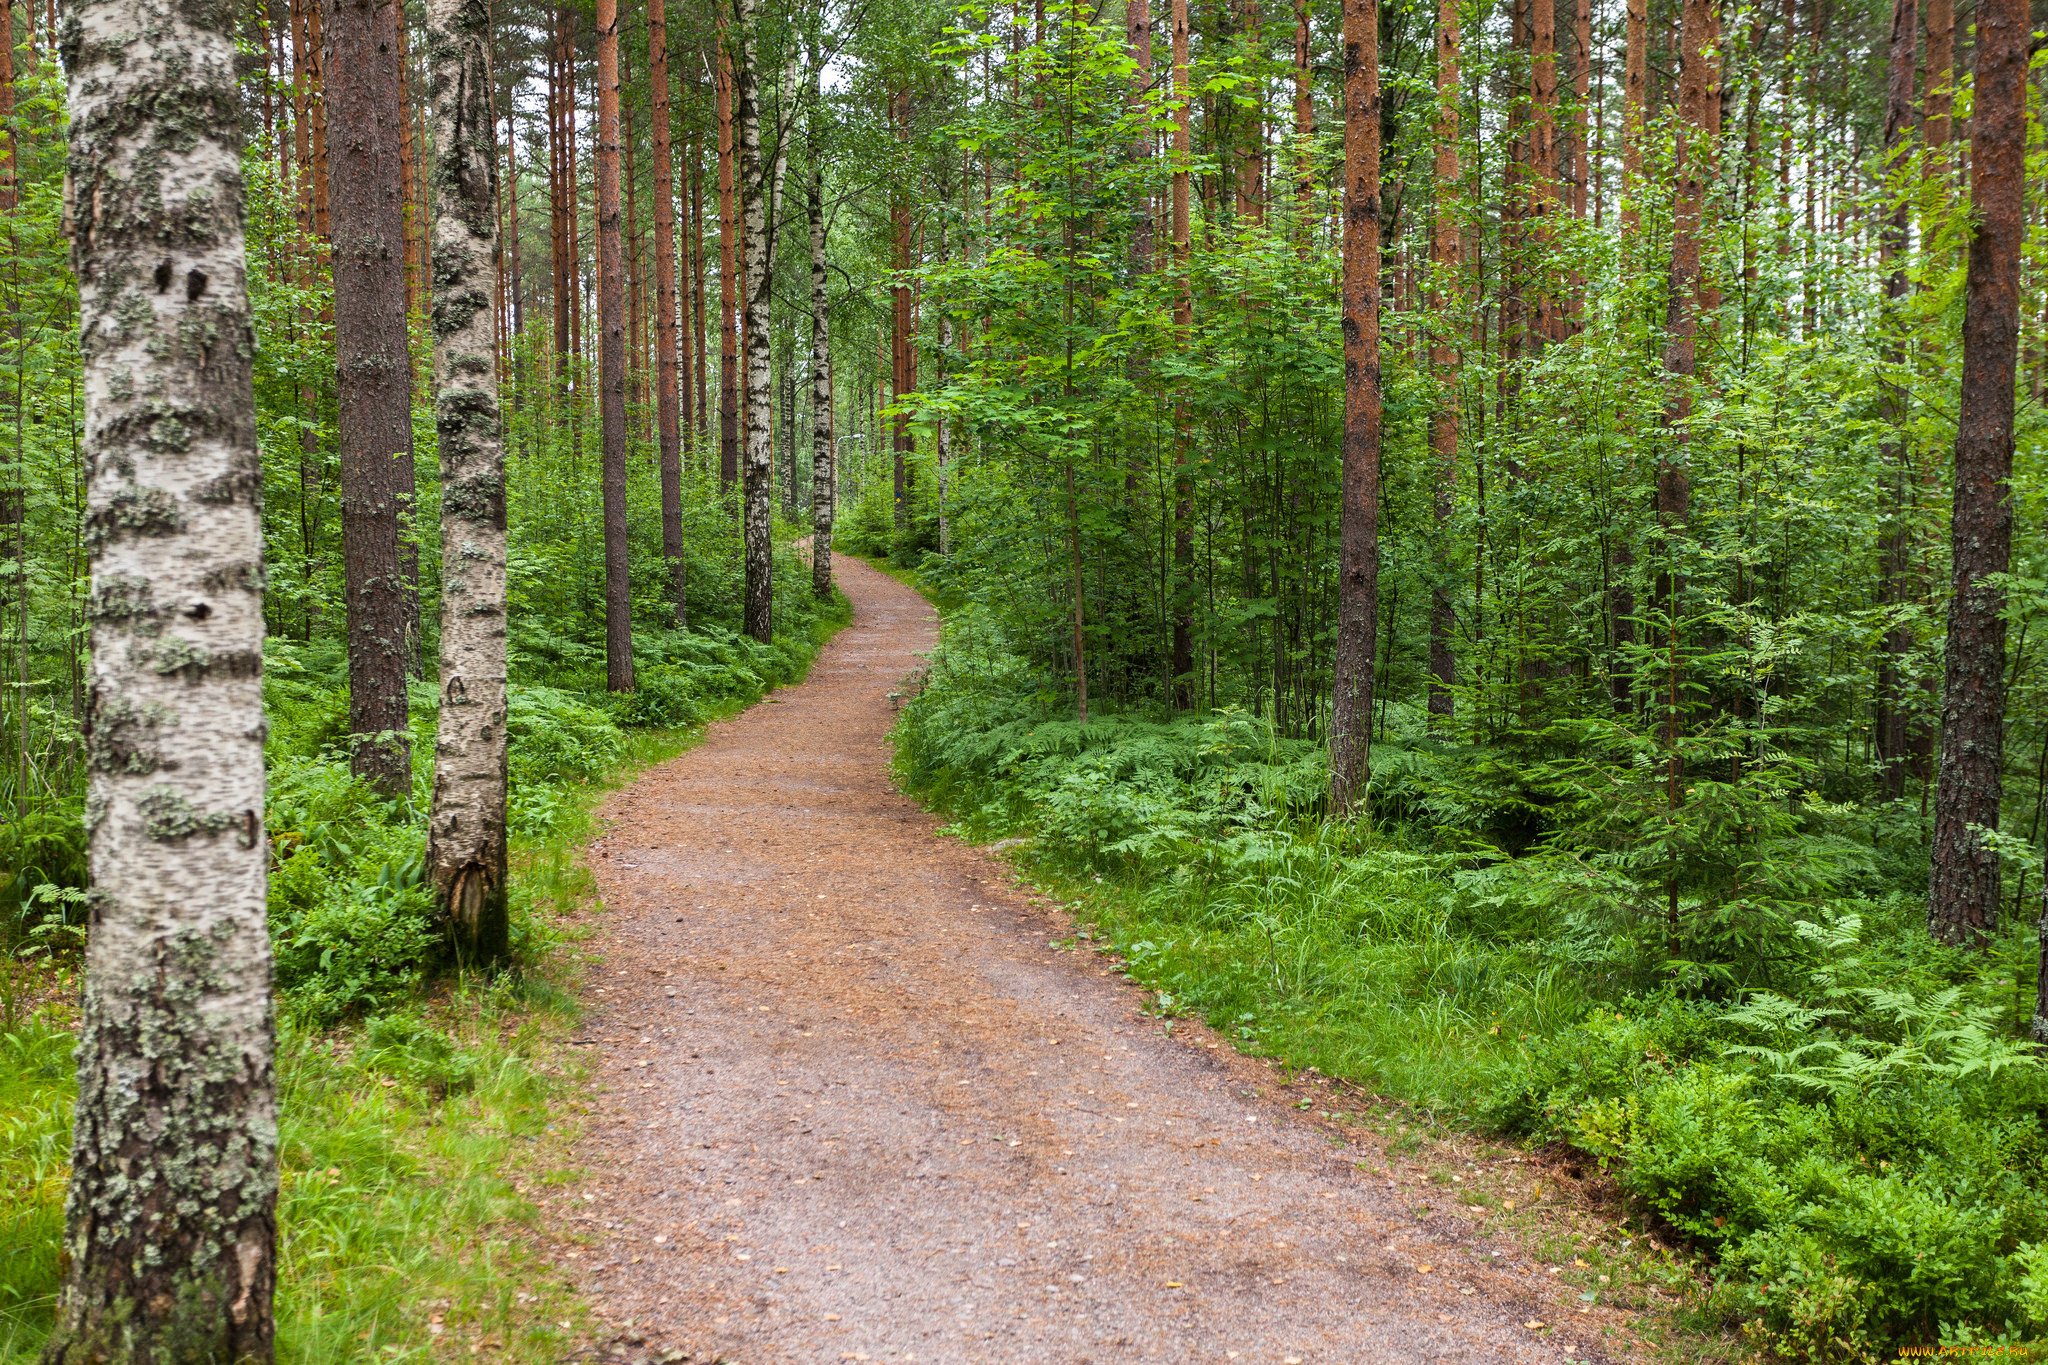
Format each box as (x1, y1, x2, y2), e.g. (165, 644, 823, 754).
(556, 557, 1663, 1365)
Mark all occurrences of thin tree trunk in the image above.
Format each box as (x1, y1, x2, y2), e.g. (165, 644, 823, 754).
(1934, 0, 2024, 948)
(1169, 0, 1194, 707)
(595, 0, 633, 690)
(1129, 0, 1154, 267)
(1427, 0, 1460, 719)
(1653, 0, 1716, 915)
(717, 28, 740, 490)
(45, 2, 277, 1354)
(1292, 0, 1314, 231)
(1528, 0, 1562, 347)
(424, 0, 510, 966)
(1330, 0, 1381, 811)
(810, 158, 835, 600)
(326, 0, 415, 796)
(890, 87, 915, 552)
(1621, 0, 1646, 236)
(737, 0, 775, 641)
(1874, 0, 1918, 800)
(650, 0, 686, 626)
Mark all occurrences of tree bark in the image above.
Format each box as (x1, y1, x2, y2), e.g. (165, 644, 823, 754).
(596, 0, 634, 690)
(650, 0, 687, 627)
(737, 0, 775, 642)
(810, 160, 835, 600)
(717, 28, 740, 491)
(1169, 0, 1194, 708)
(1932, 0, 2024, 947)
(1128, 0, 1155, 268)
(1527, 0, 1561, 347)
(890, 87, 915, 552)
(1330, 0, 1381, 812)
(1621, 0, 1646, 236)
(1427, 0, 1460, 719)
(422, 0, 509, 966)
(1874, 0, 1918, 800)
(326, 0, 415, 797)
(1291, 0, 1315, 230)
(45, 0, 277, 1355)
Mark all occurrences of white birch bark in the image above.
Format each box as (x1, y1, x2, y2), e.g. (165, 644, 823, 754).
(736, 0, 775, 641)
(424, 0, 510, 963)
(47, 0, 278, 1356)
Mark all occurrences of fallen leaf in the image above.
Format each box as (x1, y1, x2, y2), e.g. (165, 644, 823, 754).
(1164, 1281, 1183, 1289)
(1416, 1263, 1434, 1274)
(1525, 1319, 1546, 1330)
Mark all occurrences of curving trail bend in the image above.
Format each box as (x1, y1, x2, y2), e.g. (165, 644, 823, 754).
(562, 556, 1636, 1364)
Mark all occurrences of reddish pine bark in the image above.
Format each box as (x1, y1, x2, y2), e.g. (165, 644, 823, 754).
(1330, 0, 1381, 811)
(1874, 0, 1919, 800)
(326, 0, 415, 796)
(1169, 0, 1194, 706)
(650, 0, 686, 626)
(1930, 0, 2025, 947)
(1427, 0, 1460, 719)
(595, 0, 633, 691)
(717, 30, 739, 490)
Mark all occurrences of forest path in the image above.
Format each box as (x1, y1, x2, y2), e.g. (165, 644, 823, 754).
(563, 557, 1633, 1365)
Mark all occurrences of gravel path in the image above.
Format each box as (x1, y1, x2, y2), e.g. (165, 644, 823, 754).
(562, 557, 1634, 1364)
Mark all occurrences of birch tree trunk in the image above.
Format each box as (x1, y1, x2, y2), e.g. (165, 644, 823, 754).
(326, 0, 416, 797)
(45, 0, 278, 1355)
(1330, 0, 1381, 812)
(1933, 0, 2025, 947)
(596, 0, 634, 690)
(809, 161, 835, 600)
(736, 0, 775, 642)
(423, 0, 509, 967)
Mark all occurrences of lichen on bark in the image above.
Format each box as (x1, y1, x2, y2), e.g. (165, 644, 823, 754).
(423, 0, 511, 966)
(46, 0, 279, 1359)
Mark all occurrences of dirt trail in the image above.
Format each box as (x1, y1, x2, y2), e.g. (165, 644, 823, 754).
(564, 557, 1635, 1364)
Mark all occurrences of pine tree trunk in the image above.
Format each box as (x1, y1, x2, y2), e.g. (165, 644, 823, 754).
(1932, 0, 2024, 947)
(717, 30, 740, 491)
(736, 0, 775, 642)
(1874, 0, 1918, 801)
(326, 0, 415, 797)
(1427, 0, 1460, 719)
(422, 0, 510, 966)
(595, 0, 633, 690)
(45, 2, 278, 1355)
(810, 161, 835, 600)
(650, 0, 686, 627)
(1291, 0, 1314, 231)
(1128, 0, 1154, 267)
(1169, 0, 1194, 708)
(1528, 0, 1561, 348)
(1621, 0, 1646, 237)
(1330, 0, 1381, 812)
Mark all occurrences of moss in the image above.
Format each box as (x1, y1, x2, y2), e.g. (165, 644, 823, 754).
(87, 485, 184, 546)
(135, 787, 247, 843)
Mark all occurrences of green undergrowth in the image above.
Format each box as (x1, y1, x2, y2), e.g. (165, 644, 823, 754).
(0, 568, 850, 1362)
(893, 598, 2048, 1365)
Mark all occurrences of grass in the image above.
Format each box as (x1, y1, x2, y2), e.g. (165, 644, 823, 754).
(0, 593, 851, 1362)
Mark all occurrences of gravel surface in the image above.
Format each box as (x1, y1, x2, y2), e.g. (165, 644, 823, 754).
(560, 557, 1637, 1364)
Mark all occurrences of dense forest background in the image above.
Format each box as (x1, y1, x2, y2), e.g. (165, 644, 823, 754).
(7, 0, 2048, 1352)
